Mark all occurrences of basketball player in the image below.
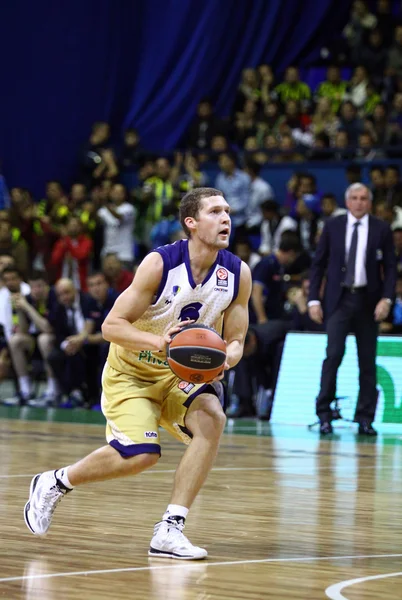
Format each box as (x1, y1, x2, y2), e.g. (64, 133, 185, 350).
(24, 187, 252, 560)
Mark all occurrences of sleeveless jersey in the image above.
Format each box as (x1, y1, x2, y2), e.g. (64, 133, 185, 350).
(107, 239, 241, 380)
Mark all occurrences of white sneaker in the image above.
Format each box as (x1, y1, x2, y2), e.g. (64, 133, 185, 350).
(148, 519, 208, 560)
(24, 471, 71, 535)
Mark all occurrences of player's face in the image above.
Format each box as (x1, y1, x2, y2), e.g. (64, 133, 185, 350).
(195, 196, 231, 249)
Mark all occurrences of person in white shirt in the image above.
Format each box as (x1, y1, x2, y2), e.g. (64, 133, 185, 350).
(259, 200, 297, 255)
(243, 159, 274, 233)
(98, 183, 135, 268)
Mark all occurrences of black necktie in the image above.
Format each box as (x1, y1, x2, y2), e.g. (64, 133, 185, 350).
(345, 221, 360, 287)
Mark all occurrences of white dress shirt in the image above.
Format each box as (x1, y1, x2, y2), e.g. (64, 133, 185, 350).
(98, 203, 135, 262)
(346, 212, 368, 287)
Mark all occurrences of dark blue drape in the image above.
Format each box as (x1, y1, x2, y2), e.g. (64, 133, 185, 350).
(0, 0, 352, 196)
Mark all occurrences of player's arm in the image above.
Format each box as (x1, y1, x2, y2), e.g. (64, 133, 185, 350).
(222, 262, 252, 369)
(102, 252, 186, 352)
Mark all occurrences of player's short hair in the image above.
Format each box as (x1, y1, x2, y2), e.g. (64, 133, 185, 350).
(179, 187, 224, 237)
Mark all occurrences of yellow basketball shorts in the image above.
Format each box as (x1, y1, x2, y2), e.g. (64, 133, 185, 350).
(101, 363, 222, 458)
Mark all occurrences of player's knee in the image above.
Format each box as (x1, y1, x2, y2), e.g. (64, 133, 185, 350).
(189, 395, 227, 435)
(131, 452, 159, 472)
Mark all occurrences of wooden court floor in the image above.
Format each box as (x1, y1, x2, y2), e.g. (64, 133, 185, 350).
(1, 411, 402, 599)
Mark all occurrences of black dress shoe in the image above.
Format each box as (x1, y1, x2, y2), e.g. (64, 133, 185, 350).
(358, 421, 377, 436)
(319, 421, 333, 435)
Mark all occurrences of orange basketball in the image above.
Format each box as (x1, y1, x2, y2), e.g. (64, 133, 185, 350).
(167, 324, 226, 384)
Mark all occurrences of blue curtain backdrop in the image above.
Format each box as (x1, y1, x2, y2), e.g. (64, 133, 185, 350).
(0, 0, 352, 197)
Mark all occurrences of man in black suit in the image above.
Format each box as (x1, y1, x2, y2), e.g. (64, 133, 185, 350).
(308, 183, 397, 436)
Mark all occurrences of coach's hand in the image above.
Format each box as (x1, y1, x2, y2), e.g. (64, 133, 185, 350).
(374, 299, 391, 322)
(158, 320, 195, 352)
(308, 304, 323, 324)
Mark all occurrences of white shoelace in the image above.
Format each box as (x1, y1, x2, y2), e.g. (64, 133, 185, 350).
(38, 484, 64, 518)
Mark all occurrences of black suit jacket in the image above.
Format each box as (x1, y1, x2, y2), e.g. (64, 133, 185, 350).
(48, 292, 98, 346)
(308, 214, 397, 318)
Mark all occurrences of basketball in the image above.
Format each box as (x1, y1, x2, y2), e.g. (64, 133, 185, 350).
(167, 324, 226, 384)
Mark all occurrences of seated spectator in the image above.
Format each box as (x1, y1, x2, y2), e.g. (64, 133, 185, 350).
(364, 103, 390, 146)
(51, 216, 93, 291)
(290, 275, 325, 332)
(384, 165, 402, 207)
(215, 152, 250, 235)
(234, 99, 258, 145)
(393, 227, 402, 273)
(363, 82, 382, 116)
(345, 164, 362, 185)
(120, 128, 147, 170)
(185, 98, 228, 150)
(333, 130, 354, 160)
(259, 200, 297, 255)
(233, 238, 261, 271)
(343, 0, 377, 54)
(387, 24, 402, 79)
(98, 183, 135, 267)
(256, 101, 282, 144)
(150, 205, 182, 249)
(232, 68, 261, 114)
(272, 66, 311, 110)
(273, 134, 305, 163)
(176, 153, 208, 193)
(338, 101, 364, 144)
(355, 29, 387, 85)
(389, 275, 402, 333)
(295, 198, 320, 255)
(374, 201, 402, 229)
(0, 219, 29, 279)
(389, 93, 402, 129)
(210, 135, 229, 153)
(102, 253, 133, 293)
(251, 236, 300, 323)
(356, 132, 384, 160)
(309, 133, 332, 161)
(315, 65, 348, 114)
(47, 278, 97, 407)
(69, 183, 88, 210)
(278, 100, 305, 133)
(258, 64, 276, 104)
(243, 158, 274, 235)
(285, 172, 322, 217)
(86, 272, 119, 407)
(4, 271, 58, 407)
(319, 193, 347, 223)
(80, 122, 118, 186)
(344, 66, 369, 111)
(370, 166, 387, 206)
(310, 97, 340, 143)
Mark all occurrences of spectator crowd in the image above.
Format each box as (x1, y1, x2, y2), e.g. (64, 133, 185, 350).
(1, 0, 402, 417)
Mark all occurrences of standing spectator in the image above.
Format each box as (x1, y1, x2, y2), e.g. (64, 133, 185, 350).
(47, 279, 97, 407)
(120, 128, 147, 170)
(315, 65, 348, 114)
(252, 236, 300, 323)
(142, 157, 178, 239)
(232, 68, 261, 114)
(387, 25, 402, 79)
(258, 64, 276, 104)
(243, 159, 274, 236)
(185, 99, 228, 150)
(273, 66, 311, 110)
(51, 216, 93, 292)
(343, 0, 377, 54)
(102, 253, 134, 293)
(259, 200, 297, 255)
(215, 152, 250, 236)
(98, 183, 135, 268)
(69, 183, 88, 209)
(80, 122, 118, 186)
(308, 183, 396, 436)
(375, 0, 394, 47)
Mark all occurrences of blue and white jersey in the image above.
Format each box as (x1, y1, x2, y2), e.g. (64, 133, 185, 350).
(107, 239, 241, 377)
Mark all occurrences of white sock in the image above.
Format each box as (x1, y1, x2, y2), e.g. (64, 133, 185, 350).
(18, 376, 32, 399)
(162, 504, 189, 521)
(55, 467, 74, 489)
(46, 378, 60, 396)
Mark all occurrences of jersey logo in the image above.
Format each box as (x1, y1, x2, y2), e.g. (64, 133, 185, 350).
(216, 268, 228, 288)
(178, 381, 195, 394)
(173, 285, 181, 296)
(179, 302, 203, 322)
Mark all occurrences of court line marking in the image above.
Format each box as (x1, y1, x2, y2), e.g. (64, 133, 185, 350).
(326, 571, 402, 599)
(0, 464, 399, 479)
(1, 553, 402, 584)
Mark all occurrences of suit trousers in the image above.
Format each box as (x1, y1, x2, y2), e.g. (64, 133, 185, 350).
(316, 288, 378, 424)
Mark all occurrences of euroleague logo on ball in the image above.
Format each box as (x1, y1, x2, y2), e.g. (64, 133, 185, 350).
(216, 268, 228, 288)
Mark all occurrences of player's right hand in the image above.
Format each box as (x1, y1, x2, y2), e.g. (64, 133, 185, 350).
(158, 320, 195, 352)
